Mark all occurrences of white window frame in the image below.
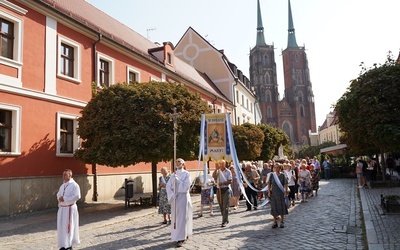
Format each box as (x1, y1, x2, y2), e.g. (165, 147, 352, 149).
(57, 36, 81, 83)
(150, 76, 160, 82)
(56, 112, 79, 157)
(0, 7, 25, 87)
(97, 53, 114, 88)
(126, 66, 140, 84)
(0, 103, 21, 156)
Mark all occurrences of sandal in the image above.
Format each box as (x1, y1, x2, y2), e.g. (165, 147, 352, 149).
(272, 222, 278, 228)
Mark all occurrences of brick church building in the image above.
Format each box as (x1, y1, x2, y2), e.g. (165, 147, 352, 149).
(250, 0, 317, 149)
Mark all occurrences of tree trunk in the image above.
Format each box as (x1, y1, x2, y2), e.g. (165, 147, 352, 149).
(380, 150, 386, 181)
(92, 163, 98, 201)
(152, 161, 158, 206)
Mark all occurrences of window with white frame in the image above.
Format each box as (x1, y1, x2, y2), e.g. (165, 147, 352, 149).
(127, 66, 140, 84)
(97, 54, 114, 88)
(57, 113, 79, 156)
(0, 104, 21, 155)
(0, 18, 13, 59)
(0, 8, 24, 65)
(58, 36, 81, 82)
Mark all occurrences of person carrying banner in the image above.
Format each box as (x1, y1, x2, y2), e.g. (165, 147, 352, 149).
(166, 158, 193, 247)
(214, 160, 232, 228)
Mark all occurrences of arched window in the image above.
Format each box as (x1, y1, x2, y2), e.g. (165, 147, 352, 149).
(264, 55, 269, 67)
(282, 121, 292, 142)
(300, 105, 305, 117)
(265, 90, 272, 102)
(298, 91, 303, 102)
(267, 106, 272, 118)
(265, 72, 271, 84)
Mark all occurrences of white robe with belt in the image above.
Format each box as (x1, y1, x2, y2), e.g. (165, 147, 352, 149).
(166, 169, 193, 241)
(57, 178, 81, 248)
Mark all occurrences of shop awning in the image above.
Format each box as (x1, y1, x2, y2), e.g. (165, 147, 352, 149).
(320, 144, 347, 155)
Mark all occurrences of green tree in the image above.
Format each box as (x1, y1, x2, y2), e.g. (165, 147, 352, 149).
(256, 124, 291, 160)
(298, 141, 336, 159)
(232, 123, 264, 161)
(75, 82, 212, 203)
(335, 53, 400, 178)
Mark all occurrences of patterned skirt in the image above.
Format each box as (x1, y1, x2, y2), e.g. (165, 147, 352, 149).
(201, 188, 212, 205)
(158, 188, 171, 214)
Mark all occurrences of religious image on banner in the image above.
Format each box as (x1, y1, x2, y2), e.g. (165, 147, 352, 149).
(203, 113, 229, 161)
(207, 124, 224, 146)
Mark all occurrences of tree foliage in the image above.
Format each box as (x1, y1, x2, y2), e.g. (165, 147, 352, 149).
(298, 141, 336, 159)
(335, 53, 400, 155)
(256, 124, 291, 160)
(232, 123, 264, 161)
(75, 82, 212, 167)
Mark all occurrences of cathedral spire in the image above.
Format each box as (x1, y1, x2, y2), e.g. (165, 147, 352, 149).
(256, 0, 267, 46)
(287, 0, 298, 48)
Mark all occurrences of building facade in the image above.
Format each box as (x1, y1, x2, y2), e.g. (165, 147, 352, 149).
(250, 0, 316, 149)
(0, 0, 233, 216)
(175, 27, 261, 125)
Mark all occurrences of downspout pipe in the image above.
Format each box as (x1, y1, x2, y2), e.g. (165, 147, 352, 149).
(212, 95, 218, 113)
(233, 77, 239, 125)
(91, 33, 102, 202)
(93, 33, 102, 83)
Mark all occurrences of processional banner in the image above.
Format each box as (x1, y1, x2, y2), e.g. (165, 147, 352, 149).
(202, 113, 232, 162)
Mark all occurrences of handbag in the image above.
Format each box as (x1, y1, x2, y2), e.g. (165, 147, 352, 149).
(285, 197, 290, 208)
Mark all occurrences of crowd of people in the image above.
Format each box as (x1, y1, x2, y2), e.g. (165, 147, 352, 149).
(159, 156, 325, 247)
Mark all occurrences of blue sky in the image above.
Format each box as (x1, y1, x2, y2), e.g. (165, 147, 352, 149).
(86, 0, 400, 127)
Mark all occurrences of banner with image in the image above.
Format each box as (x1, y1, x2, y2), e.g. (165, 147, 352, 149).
(202, 113, 232, 162)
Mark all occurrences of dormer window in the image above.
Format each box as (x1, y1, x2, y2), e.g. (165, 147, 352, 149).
(167, 53, 172, 64)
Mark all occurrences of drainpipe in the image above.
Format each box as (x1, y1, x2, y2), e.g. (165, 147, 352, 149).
(91, 33, 102, 202)
(233, 77, 239, 125)
(212, 95, 218, 113)
(93, 33, 102, 83)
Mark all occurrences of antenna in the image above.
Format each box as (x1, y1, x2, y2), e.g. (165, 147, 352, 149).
(147, 28, 156, 39)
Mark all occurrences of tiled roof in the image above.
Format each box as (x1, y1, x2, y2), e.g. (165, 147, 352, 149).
(36, 0, 230, 103)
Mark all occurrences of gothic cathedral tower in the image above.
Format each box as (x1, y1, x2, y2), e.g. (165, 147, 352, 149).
(249, 0, 280, 127)
(250, 0, 316, 147)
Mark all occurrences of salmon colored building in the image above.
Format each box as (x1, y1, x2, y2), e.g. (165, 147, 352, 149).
(0, 0, 233, 216)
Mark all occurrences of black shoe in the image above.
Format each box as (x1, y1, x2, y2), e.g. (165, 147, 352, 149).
(162, 220, 167, 224)
(272, 223, 278, 229)
(246, 208, 251, 211)
(221, 222, 227, 227)
(253, 207, 258, 210)
(280, 223, 285, 228)
(177, 241, 183, 247)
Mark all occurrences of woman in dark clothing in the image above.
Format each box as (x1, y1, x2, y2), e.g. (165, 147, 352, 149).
(267, 163, 288, 228)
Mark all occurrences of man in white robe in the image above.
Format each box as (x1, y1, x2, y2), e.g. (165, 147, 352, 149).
(166, 158, 193, 247)
(57, 169, 81, 250)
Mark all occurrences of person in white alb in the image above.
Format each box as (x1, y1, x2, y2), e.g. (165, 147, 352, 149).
(57, 169, 81, 250)
(166, 158, 193, 247)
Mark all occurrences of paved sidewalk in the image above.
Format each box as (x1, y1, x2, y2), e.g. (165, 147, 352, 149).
(360, 183, 400, 250)
(0, 178, 398, 249)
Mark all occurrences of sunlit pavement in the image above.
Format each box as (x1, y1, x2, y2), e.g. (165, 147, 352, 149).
(0, 178, 399, 250)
